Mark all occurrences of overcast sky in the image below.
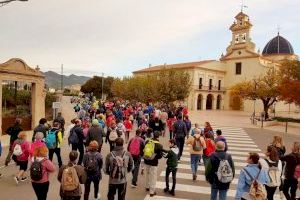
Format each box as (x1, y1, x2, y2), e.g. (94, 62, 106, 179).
(0, 0, 299, 77)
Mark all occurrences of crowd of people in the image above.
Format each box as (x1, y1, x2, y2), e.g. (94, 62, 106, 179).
(0, 95, 299, 200)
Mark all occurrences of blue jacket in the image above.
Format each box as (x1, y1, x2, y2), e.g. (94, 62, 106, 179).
(235, 164, 270, 200)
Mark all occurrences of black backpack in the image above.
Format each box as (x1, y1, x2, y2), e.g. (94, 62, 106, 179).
(30, 158, 44, 181)
(85, 153, 98, 173)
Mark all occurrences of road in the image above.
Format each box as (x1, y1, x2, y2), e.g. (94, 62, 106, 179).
(0, 96, 299, 200)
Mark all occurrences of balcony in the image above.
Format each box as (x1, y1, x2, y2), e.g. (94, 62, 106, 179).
(192, 85, 226, 92)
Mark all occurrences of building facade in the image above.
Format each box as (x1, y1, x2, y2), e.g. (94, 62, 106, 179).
(133, 11, 299, 113)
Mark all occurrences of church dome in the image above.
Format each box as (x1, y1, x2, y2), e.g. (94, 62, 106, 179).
(262, 34, 294, 55)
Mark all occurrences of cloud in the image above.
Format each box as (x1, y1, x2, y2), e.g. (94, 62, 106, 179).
(0, 0, 299, 76)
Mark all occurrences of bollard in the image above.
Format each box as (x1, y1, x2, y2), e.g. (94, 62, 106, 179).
(285, 122, 288, 133)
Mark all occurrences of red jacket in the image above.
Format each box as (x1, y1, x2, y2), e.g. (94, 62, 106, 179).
(167, 117, 177, 131)
(124, 120, 133, 131)
(13, 140, 30, 161)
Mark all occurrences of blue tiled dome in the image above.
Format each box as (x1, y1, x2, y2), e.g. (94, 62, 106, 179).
(262, 34, 294, 55)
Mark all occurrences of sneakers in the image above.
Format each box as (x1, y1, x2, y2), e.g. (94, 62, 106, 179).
(192, 174, 197, 181)
(131, 183, 137, 188)
(145, 188, 150, 192)
(20, 177, 28, 182)
(177, 160, 181, 163)
(169, 190, 175, 196)
(149, 192, 157, 197)
(163, 188, 169, 193)
(94, 193, 100, 200)
(14, 177, 19, 185)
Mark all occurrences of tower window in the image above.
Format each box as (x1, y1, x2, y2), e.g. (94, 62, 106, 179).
(236, 62, 242, 75)
(218, 80, 221, 90)
(209, 79, 213, 90)
(199, 78, 202, 89)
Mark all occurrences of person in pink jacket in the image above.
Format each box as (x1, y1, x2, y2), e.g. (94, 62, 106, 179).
(12, 132, 30, 184)
(31, 145, 55, 200)
(30, 132, 47, 158)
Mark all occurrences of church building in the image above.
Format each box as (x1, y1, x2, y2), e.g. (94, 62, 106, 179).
(133, 11, 298, 113)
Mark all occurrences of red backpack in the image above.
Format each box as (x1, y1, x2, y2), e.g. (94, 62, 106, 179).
(129, 137, 141, 157)
(204, 139, 215, 156)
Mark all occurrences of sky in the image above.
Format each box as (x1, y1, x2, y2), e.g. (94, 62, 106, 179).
(0, 0, 299, 77)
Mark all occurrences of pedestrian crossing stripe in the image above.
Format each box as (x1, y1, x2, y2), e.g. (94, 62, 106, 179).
(180, 154, 248, 161)
(182, 151, 264, 157)
(178, 157, 247, 167)
(221, 135, 251, 139)
(225, 140, 255, 144)
(226, 143, 258, 147)
(223, 137, 252, 141)
(144, 195, 190, 200)
(160, 171, 239, 185)
(155, 182, 282, 199)
(184, 146, 261, 152)
(176, 164, 241, 174)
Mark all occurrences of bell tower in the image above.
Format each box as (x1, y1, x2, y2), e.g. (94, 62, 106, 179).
(221, 11, 258, 60)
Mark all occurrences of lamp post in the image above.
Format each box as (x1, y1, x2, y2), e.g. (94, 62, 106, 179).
(0, 0, 28, 7)
(101, 72, 104, 100)
(252, 80, 257, 124)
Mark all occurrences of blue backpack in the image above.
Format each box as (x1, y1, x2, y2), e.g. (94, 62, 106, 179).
(68, 128, 79, 144)
(46, 130, 57, 149)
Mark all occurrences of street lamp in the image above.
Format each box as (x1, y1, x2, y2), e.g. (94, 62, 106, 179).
(101, 72, 104, 100)
(0, 0, 27, 7)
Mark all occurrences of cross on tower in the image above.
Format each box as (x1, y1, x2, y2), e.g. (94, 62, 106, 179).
(277, 25, 281, 35)
(240, 0, 248, 12)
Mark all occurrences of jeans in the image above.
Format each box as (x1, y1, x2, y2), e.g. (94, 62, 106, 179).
(107, 183, 127, 200)
(202, 154, 210, 167)
(132, 156, 141, 185)
(169, 130, 173, 140)
(72, 143, 84, 165)
(175, 137, 185, 160)
(265, 185, 277, 200)
(32, 181, 49, 200)
(145, 164, 157, 195)
(191, 154, 201, 175)
(48, 148, 62, 167)
(210, 188, 228, 200)
(84, 176, 100, 200)
(283, 178, 298, 200)
(165, 167, 177, 191)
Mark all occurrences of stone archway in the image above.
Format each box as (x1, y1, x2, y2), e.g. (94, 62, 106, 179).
(0, 58, 45, 131)
(197, 94, 203, 110)
(206, 94, 213, 110)
(216, 95, 222, 110)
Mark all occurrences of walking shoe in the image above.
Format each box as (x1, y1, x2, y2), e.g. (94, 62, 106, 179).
(169, 190, 175, 196)
(163, 188, 169, 193)
(192, 174, 197, 181)
(177, 160, 181, 163)
(131, 183, 137, 188)
(145, 188, 150, 192)
(0, 173, 3, 178)
(20, 177, 28, 182)
(94, 193, 100, 200)
(149, 192, 157, 197)
(14, 177, 19, 185)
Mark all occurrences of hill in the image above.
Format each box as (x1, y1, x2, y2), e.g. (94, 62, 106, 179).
(44, 71, 91, 89)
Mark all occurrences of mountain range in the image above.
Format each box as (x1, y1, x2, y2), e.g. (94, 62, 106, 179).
(44, 71, 91, 89)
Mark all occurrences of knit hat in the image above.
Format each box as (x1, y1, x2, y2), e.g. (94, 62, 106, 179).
(92, 119, 99, 126)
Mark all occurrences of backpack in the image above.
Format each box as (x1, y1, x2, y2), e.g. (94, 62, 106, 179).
(192, 137, 202, 151)
(85, 153, 98, 173)
(30, 158, 44, 181)
(129, 138, 141, 157)
(174, 121, 185, 138)
(68, 128, 79, 144)
(74, 105, 80, 112)
(110, 151, 126, 180)
(46, 130, 57, 149)
(109, 129, 118, 142)
(216, 155, 234, 183)
(13, 142, 23, 156)
(243, 169, 267, 200)
(61, 166, 80, 191)
(143, 139, 158, 160)
(204, 139, 215, 156)
(265, 159, 281, 187)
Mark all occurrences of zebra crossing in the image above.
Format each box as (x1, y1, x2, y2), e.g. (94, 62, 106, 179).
(144, 125, 282, 200)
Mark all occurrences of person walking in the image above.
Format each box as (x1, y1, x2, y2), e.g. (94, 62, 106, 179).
(206, 141, 235, 200)
(215, 130, 228, 152)
(183, 115, 192, 139)
(203, 133, 216, 167)
(5, 118, 23, 166)
(105, 138, 134, 200)
(69, 119, 85, 165)
(203, 122, 214, 140)
(167, 114, 176, 140)
(31, 145, 55, 200)
(173, 115, 187, 162)
(124, 116, 133, 143)
(144, 131, 163, 197)
(162, 139, 179, 196)
(85, 119, 104, 152)
(83, 141, 103, 200)
(46, 121, 63, 167)
(30, 132, 47, 158)
(32, 118, 48, 142)
(58, 151, 87, 200)
(235, 152, 269, 200)
(55, 112, 66, 137)
(280, 142, 300, 200)
(270, 136, 286, 158)
(186, 129, 206, 180)
(106, 121, 119, 152)
(127, 129, 145, 188)
(259, 145, 282, 200)
(12, 132, 30, 184)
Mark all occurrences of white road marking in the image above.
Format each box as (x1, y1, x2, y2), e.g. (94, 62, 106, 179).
(144, 195, 191, 200)
(227, 143, 258, 147)
(176, 164, 241, 174)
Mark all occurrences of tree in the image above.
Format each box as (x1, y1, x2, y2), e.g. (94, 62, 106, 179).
(80, 76, 114, 98)
(278, 60, 300, 105)
(230, 68, 281, 120)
